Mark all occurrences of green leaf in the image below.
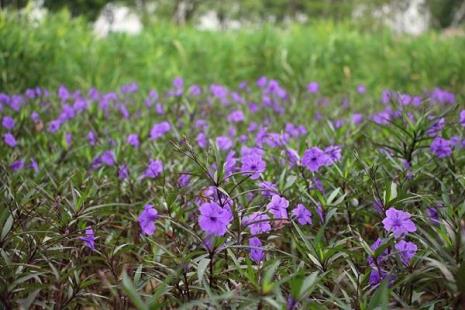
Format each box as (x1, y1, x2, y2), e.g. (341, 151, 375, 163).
(122, 272, 148, 310)
(1, 214, 13, 241)
(197, 258, 210, 285)
(368, 280, 389, 310)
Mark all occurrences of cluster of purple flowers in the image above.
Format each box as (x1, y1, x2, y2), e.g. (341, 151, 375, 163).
(368, 208, 418, 286)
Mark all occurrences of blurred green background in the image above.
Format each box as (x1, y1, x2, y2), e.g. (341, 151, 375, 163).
(0, 0, 464, 94)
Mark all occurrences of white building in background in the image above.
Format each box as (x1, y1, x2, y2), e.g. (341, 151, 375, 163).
(24, 0, 431, 36)
(378, 0, 430, 35)
(93, 3, 142, 37)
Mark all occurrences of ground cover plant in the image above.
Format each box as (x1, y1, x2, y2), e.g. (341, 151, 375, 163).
(1, 76, 465, 309)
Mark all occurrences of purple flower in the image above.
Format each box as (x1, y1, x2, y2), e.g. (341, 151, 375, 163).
(127, 134, 140, 148)
(216, 136, 233, 151)
(177, 174, 191, 187)
(3, 133, 17, 147)
(430, 137, 452, 158)
(143, 159, 163, 179)
(80, 227, 95, 250)
(138, 204, 158, 235)
(118, 164, 129, 180)
(248, 237, 265, 263)
(367, 238, 390, 266)
(47, 120, 61, 133)
(227, 110, 245, 123)
(224, 151, 237, 177)
(101, 151, 116, 166)
(307, 81, 319, 93)
(31, 111, 41, 123)
(266, 195, 289, 220)
(292, 204, 312, 225)
(189, 85, 201, 96)
(302, 147, 328, 172)
(351, 113, 364, 125)
(286, 148, 300, 167)
(356, 84, 366, 94)
(426, 118, 445, 137)
(243, 212, 271, 235)
(240, 153, 266, 180)
(150, 121, 171, 140)
(426, 207, 440, 225)
(395, 240, 417, 266)
(324, 145, 342, 165)
(382, 208, 416, 238)
(259, 181, 278, 198)
(155, 103, 164, 115)
(10, 159, 25, 172)
(369, 267, 389, 287)
(198, 202, 232, 236)
(459, 110, 465, 127)
(88, 131, 97, 146)
(196, 132, 208, 149)
(30, 158, 39, 174)
(65, 132, 72, 146)
(430, 88, 455, 105)
(2, 116, 15, 130)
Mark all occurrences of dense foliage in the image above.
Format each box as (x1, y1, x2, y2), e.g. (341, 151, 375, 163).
(1, 12, 465, 96)
(1, 76, 465, 308)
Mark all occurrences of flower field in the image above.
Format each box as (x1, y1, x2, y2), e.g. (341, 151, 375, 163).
(1, 76, 465, 309)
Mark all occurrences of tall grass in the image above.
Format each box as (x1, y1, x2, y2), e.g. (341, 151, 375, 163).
(1, 11, 465, 94)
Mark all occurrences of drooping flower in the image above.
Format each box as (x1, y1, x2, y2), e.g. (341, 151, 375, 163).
(266, 195, 289, 220)
(198, 202, 232, 236)
(382, 208, 416, 238)
(430, 137, 452, 158)
(292, 204, 312, 225)
(395, 240, 417, 266)
(248, 237, 265, 263)
(138, 204, 158, 235)
(143, 159, 163, 179)
(80, 227, 95, 250)
(302, 147, 328, 172)
(150, 121, 171, 140)
(426, 207, 440, 225)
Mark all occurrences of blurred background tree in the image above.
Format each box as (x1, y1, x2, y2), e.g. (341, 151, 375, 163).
(0, 0, 464, 29)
